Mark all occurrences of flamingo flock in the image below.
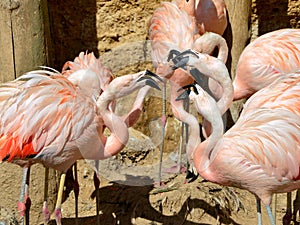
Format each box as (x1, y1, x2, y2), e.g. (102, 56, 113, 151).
(0, 1, 300, 225)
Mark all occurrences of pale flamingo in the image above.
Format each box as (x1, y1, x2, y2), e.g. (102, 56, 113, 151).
(149, 1, 229, 183)
(168, 48, 233, 169)
(233, 28, 300, 101)
(232, 28, 300, 222)
(179, 72, 300, 225)
(0, 67, 161, 225)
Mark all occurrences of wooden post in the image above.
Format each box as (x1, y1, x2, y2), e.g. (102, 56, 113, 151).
(224, 0, 252, 122)
(0, 0, 52, 80)
(0, 1, 58, 225)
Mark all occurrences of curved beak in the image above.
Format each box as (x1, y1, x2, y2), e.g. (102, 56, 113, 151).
(137, 70, 163, 90)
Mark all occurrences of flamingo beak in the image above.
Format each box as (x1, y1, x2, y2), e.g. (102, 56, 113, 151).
(176, 83, 199, 101)
(137, 70, 162, 90)
(189, 68, 207, 88)
(175, 90, 190, 101)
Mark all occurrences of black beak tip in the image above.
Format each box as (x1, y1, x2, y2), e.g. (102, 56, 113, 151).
(145, 70, 163, 82)
(175, 91, 190, 101)
(145, 79, 161, 90)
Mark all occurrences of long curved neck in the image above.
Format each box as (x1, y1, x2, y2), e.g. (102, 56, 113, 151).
(193, 93, 224, 176)
(122, 85, 151, 127)
(188, 54, 234, 115)
(192, 32, 228, 63)
(170, 81, 201, 158)
(97, 91, 129, 158)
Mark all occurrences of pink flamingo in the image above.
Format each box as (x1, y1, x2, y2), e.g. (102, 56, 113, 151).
(149, 1, 229, 183)
(233, 28, 300, 101)
(0, 66, 161, 225)
(174, 0, 227, 36)
(179, 71, 300, 225)
(232, 28, 300, 223)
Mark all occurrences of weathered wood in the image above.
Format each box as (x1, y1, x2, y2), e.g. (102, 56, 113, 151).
(224, 0, 252, 122)
(0, 0, 18, 82)
(0, 1, 58, 225)
(0, 0, 51, 80)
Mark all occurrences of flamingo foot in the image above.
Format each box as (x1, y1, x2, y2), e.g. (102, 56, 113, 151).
(42, 201, 50, 224)
(283, 210, 292, 225)
(18, 196, 31, 219)
(54, 207, 62, 225)
(162, 164, 186, 174)
(185, 167, 199, 183)
(17, 202, 26, 218)
(153, 181, 166, 188)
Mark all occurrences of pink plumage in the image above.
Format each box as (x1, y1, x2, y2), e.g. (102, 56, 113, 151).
(233, 28, 300, 100)
(189, 71, 300, 224)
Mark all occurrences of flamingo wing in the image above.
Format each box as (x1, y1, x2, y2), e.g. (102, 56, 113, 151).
(0, 71, 101, 170)
(234, 29, 300, 99)
(222, 75, 300, 184)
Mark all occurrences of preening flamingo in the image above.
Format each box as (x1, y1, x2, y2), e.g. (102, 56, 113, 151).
(233, 28, 300, 101)
(169, 48, 233, 168)
(179, 72, 300, 225)
(0, 67, 161, 225)
(149, 1, 228, 183)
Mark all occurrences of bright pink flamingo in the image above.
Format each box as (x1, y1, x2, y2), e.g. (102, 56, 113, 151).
(233, 28, 300, 101)
(0, 66, 161, 225)
(149, 1, 229, 183)
(180, 71, 300, 225)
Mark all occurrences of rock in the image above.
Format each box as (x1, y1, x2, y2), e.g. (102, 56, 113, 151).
(0, 206, 18, 225)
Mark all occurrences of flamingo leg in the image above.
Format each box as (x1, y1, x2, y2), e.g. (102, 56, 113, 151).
(272, 194, 277, 222)
(157, 80, 167, 187)
(283, 192, 292, 225)
(93, 160, 101, 225)
(73, 163, 79, 225)
(54, 172, 66, 225)
(43, 167, 50, 225)
(266, 205, 276, 225)
(18, 167, 31, 225)
(183, 96, 190, 176)
(256, 198, 262, 225)
(293, 189, 300, 224)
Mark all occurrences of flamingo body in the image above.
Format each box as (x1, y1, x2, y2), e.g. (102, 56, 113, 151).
(192, 72, 300, 207)
(0, 72, 103, 172)
(233, 28, 300, 100)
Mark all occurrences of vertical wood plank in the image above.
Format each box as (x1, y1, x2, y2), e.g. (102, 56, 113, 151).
(0, 1, 18, 82)
(0, 1, 57, 225)
(224, 0, 252, 122)
(11, 0, 50, 77)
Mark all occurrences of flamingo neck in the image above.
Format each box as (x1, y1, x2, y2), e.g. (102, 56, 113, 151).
(193, 32, 228, 63)
(194, 101, 224, 178)
(97, 92, 129, 158)
(188, 54, 234, 115)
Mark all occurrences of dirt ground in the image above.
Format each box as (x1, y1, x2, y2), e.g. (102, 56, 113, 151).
(0, 0, 300, 225)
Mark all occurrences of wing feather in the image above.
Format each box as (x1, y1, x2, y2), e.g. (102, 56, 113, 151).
(0, 71, 98, 164)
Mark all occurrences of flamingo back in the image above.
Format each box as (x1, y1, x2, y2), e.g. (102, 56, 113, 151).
(218, 74, 300, 202)
(149, 2, 197, 67)
(62, 52, 114, 98)
(0, 71, 102, 171)
(233, 28, 300, 100)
